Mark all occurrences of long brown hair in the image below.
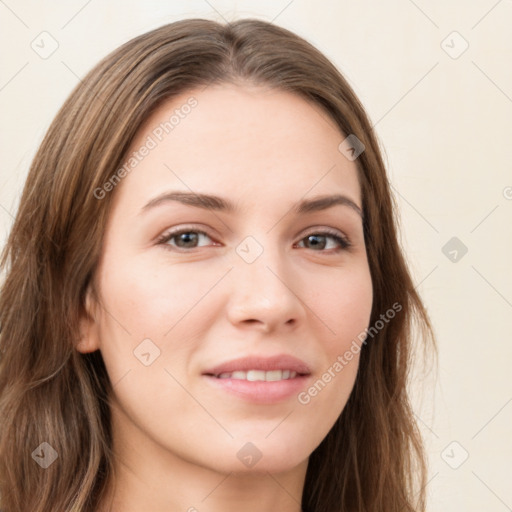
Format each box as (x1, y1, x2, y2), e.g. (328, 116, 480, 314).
(0, 18, 436, 512)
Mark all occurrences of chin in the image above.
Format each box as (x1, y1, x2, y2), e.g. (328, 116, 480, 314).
(202, 436, 313, 476)
(213, 455, 308, 476)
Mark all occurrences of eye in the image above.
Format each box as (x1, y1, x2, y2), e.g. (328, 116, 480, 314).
(157, 228, 217, 250)
(295, 229, 351, 252)
(156, 227, 351, 253)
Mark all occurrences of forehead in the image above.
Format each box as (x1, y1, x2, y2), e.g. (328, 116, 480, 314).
(115, 83, 361, 211)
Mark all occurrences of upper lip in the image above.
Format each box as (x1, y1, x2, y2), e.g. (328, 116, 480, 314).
(202, 354, 311, 376)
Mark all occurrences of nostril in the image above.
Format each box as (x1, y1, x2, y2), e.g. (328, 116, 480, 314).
(240, 319, 260, 326)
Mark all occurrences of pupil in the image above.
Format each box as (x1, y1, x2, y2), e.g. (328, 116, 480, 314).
(308, 235, 326, 250)
(178, 232, 198, 247)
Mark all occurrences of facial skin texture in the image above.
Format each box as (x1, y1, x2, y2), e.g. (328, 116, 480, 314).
(78, 83, 373, 512)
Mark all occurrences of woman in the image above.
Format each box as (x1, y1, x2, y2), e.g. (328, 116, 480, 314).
(0, 18, 435, 512)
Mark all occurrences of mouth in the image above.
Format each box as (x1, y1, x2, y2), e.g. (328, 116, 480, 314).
(205, 369, 307, 381)
(202, 354, 312, 404)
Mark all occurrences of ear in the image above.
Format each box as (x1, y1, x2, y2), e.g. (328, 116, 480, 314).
(76, 285, 101, 354)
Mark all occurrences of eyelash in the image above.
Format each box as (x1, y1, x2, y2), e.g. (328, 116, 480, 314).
(156, 226, 351, 253)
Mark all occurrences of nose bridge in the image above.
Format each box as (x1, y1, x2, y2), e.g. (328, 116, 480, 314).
(227, 235, 303, 330)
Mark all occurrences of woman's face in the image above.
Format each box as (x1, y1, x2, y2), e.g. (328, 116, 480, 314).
(79, 83, 373, 475)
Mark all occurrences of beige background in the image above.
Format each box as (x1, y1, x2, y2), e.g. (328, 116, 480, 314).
(1, 1, 511, 510)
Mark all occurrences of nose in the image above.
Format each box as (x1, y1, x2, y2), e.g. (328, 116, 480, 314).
(226, 245, 306, 333)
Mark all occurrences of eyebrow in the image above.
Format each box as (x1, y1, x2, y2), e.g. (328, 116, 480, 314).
(140, 191, 363, 218)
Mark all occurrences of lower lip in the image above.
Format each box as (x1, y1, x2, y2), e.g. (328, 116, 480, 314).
(203, 375, 310, 404)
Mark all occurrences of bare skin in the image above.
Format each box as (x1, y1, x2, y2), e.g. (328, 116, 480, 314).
(78, 83, 373, 512)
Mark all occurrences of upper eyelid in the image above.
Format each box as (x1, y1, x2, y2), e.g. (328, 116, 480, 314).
(159, 224, 348, 238)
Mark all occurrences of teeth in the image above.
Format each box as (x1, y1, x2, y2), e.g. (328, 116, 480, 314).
(264, 370, 282, 382)
(215, 370, 298, 381)
(247, 370, 265, 381)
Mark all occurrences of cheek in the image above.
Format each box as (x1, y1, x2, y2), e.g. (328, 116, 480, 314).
(311, 263, 373, 346)
(299, 264, 371, 413)
(98, 253, 215, 337)
(95, 252, 231, 383)
(94, 255, 215, 424)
